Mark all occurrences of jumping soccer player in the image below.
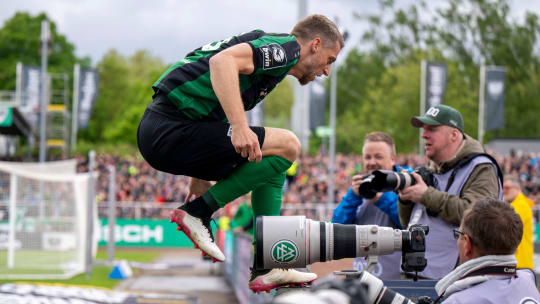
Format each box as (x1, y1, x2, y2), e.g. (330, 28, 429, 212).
(137, 14, 344, 291)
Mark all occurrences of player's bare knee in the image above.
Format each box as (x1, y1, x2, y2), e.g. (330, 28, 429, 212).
(262, 128, 301, 161)
(282, 131, 301, 161)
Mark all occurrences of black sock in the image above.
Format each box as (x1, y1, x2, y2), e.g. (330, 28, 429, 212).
(179, 196, 213, 219)
(250, 268, 271, 280)
(250, 254, 270, 279)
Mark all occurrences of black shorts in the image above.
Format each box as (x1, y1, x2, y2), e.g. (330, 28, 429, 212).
(137, 95, 265, 181)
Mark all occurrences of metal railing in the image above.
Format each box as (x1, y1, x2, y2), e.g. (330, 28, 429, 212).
(97, 201, 337, 221)
(97, 201, 177, 220)
(97, 200, 540, 227)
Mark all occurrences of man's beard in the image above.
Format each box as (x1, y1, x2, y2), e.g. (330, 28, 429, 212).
(298, 60, 317, 85)
(298, 74, 313, 85)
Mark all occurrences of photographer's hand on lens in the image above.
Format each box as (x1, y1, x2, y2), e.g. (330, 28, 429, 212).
(357, 174, 378, 199)
(354, 174, 382, 202)
(367, 192, 382, 204)
(350, 175, 364, 196)
(398, 172, 428, 203)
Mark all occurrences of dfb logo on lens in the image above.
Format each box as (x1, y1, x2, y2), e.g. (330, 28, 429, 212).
(271, 240, 298, 264)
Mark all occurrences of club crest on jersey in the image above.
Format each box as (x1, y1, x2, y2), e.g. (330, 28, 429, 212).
(261, 43, 287, 70)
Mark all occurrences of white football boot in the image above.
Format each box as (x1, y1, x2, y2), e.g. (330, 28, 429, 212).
(170, 208, 225, 262)
(249, 268, 317, 293)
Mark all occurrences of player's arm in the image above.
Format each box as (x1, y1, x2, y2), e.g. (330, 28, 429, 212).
(209, 43, 261, 162)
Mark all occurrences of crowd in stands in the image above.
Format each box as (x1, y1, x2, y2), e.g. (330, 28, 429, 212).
(72, 149, 540, 220)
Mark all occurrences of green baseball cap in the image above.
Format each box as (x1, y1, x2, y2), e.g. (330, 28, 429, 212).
(411, 104, 464, 133)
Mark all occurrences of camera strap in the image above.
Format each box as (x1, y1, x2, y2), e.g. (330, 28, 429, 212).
(460, 265, 517, 279)
(445, 153, 504, 193)
(433, 265, 517, 304)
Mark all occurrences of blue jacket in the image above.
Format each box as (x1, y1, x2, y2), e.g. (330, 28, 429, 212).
(332, 165, 405, 228)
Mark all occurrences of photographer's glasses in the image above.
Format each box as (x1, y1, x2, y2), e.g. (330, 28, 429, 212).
(453, 229, 473, 244)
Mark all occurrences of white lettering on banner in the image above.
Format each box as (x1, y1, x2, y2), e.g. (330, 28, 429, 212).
(25, 69, 40, 110)
(80, 72, 96, 111)
(123, 225, 141, 243)
(98, 224, 163, 244)
(428, 65, 446, 106)
(487, 81, 504, 97)
(429, 66, 445, 94)
(142, 225, 163, 243)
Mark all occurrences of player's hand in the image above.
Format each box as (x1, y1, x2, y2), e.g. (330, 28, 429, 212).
(185, 177, 212, 203)
(398, 172, 427, 203)
(230, 124, 262, 162)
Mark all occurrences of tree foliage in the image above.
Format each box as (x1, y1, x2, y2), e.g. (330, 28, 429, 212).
(336, 0, 540, 153)
(3, 1, 540, 156)
(78, 50, 165, 146)
(263, 77, 294, 129)
(0, 12, 164, 154)
(0, 12, 85, 91)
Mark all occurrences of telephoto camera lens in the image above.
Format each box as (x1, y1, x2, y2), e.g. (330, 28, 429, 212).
(358, 170, 416, 197)
(255, 216, 426, 271)
(359, 271, 416, 304)
(272, 270, 427, 304)
(358, 168, 436, 198)
(370, 170, 416, 191)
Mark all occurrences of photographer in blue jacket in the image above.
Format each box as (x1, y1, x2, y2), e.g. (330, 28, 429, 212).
(332, 132, 407, 279)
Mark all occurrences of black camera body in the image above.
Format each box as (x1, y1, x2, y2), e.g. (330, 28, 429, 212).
(358, 167, 437, 199)
(401, 224, 429, 273)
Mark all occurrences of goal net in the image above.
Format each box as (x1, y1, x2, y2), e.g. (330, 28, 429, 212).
(0, 159, 97, 279)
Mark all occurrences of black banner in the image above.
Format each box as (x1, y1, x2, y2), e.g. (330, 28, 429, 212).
(425, 62, 448, 108)
(485, 67, 506, 130)
(78, 68, 99, 130)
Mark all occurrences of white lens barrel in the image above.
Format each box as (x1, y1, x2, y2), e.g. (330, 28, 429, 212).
(402, 172, 414, 188)
(258, 216, 404, 269)
(355, 225, 402, 257)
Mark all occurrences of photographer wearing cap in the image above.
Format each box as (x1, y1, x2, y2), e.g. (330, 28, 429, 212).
(435, 198, 539, 303)
(398, 105, 502, 279)
(332, 132, 404, 279)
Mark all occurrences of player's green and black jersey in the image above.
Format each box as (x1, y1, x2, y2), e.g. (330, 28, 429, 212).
(152, 30, 300, 121)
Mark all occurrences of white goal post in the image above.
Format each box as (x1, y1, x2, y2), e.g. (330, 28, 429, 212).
(0, 159, 98, 279)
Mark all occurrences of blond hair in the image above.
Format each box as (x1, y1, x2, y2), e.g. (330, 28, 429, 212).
(364, 132, 396, 156)
(291, 14, 344, 49)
